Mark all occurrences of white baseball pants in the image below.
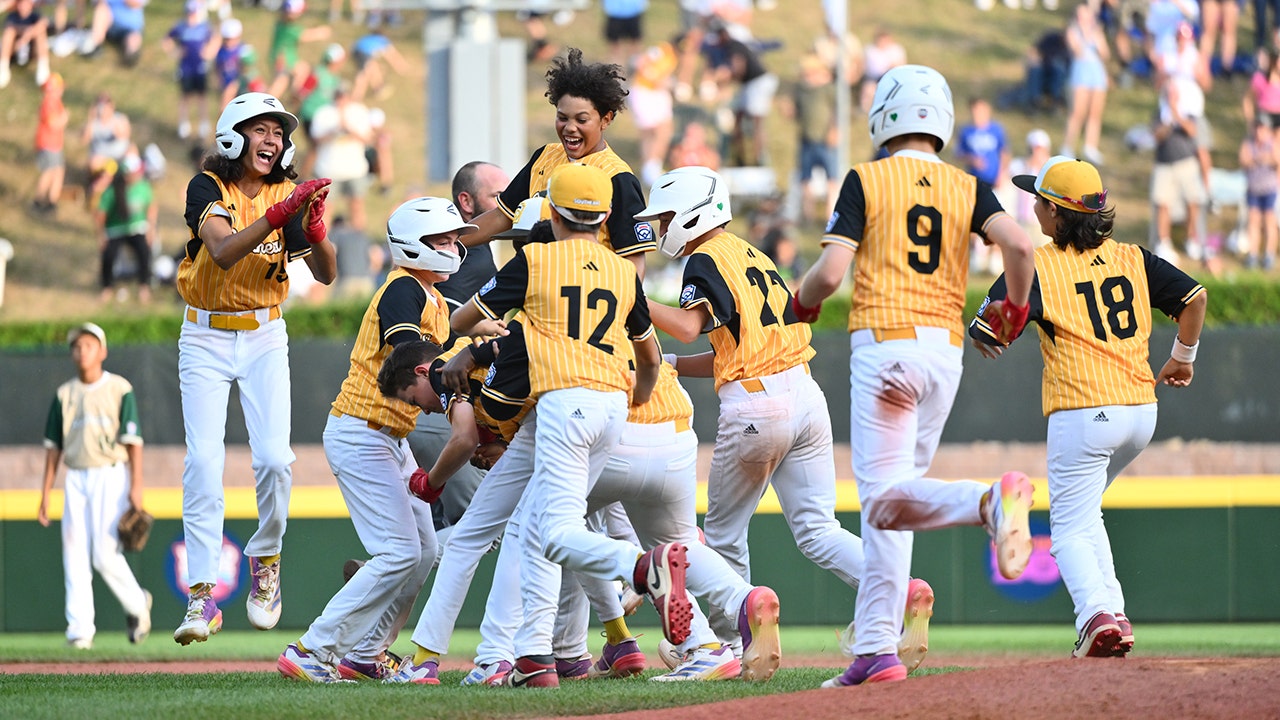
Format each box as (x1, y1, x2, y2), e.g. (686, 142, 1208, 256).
(178, 318, 294, 586)
(1048, 403, 1156, 633)
(514, 388, 629, 658)
(848, 330, 990, 656)
(61, 464, 149, 643)
(703, 364, 866, 641)
(299, 413, 437, 665)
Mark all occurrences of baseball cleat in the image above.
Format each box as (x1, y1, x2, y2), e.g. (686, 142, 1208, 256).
(493, 655, 559, 688)
(385, 656, 441, 684)
(555, 655, 593, 680)
(822, 653, 907, 687)
(173, 586, 222, 645)
(247, 556, 282, 630)
(1073, 611, 1123, 658)
(656, 638, 683, 670)
(338, 655, 398, 681)
(898, 578, 934, 673)
(585, 638, 646, 679)
(1113, 613, 1135, 656)
(737, 586, 781, 682)
(988, 471, 1034, 580)
(650, 644, 741, 682)
(633, 543, 693, 645)
(461, 660, 512, 686)
(278, 644, 354, 683)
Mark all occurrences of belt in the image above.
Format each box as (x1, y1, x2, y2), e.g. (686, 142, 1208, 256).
(186, 306, 281, 331)
(329, 408, 409, 439)
(871, 327, 963, 348)
(740, 363, 810, 394)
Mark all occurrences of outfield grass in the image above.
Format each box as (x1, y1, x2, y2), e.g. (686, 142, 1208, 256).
(4, 626, 1277, 719)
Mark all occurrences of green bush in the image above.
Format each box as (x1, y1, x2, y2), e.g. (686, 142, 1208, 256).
(0, 278, 1267, 349)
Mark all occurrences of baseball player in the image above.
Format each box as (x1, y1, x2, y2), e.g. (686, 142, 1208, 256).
(460, 48, 656, 275)
(38, 323, 152, 649)
(175, 92, 335, 645)
(792, 64, 1037, 687)
(378, 332, 645, 684)
(276, 197, 472, 683)
(408, 160, 511, 541)
(970, 157, 1207, 658)
(383, 208, 646, 686)
(641, 166, 888, 668)
(450, 164, 686, 689)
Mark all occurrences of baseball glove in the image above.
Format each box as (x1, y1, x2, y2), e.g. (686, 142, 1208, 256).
(117, 507, 154, 552)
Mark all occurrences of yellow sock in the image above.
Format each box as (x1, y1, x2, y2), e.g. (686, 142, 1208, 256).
(296, 640, 309, 653)
(259, 553, 281, 566)
(699, 642, 722, 651)
(189, 582, 214, 596)
(412, 645, 441, 666)
(604, 617, 632, 646)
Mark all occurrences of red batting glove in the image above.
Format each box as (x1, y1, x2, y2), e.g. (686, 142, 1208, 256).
(982, 299, 1030, 345)
(264, 178, 331, 229)
(791, 294, 822, 323)
(408, 468, 445, 504)
(303, 188, 328, 244)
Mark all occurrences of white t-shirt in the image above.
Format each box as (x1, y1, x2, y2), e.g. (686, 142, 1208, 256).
(310, 101, 371, 182)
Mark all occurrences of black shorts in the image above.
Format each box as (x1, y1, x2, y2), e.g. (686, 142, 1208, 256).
(604, 14, 642, 43)
(179, 71, 209, 95)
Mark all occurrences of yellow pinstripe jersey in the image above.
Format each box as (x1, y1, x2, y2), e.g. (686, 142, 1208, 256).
(679, 231, 814, 390)
(332, 268, 451, 436)
(472, 237, 654, 397)
(970, 238, 1205, 415)
(179, 171, 313, 311)
(497, 143, 657, 256)
(628, 360, 693, 425)
(823, 152, 1007, 335)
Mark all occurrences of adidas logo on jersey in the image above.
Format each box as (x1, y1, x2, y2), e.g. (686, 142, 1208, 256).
(1090, 255, 1107, 267)
(583, 261, 599, 271)
(916, 176, 931, 187)
(889, 362, 905, 374)
(571, 409, 585, 420)
(1093, 411, 1109, 422)
(743, 424, 759, 435)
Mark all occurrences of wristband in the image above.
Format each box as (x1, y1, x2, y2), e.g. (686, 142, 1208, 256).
(662, 353, 678, 370)
(1171, 336, 1198, 363)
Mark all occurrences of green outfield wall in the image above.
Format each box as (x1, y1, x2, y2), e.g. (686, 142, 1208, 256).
(3, 495, 1277, 633)
(2, 327, 1278, 446)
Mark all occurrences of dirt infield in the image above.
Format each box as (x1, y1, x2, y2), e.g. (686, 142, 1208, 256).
(5, 655, 1277, 719)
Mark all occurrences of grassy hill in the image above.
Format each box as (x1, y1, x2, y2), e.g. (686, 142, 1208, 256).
(0, 0, 1265, 325)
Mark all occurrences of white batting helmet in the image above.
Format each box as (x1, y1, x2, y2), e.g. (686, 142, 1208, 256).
(868, 64, 954, 152)
(635, 166, 732, 258)
(214, 92, 299, 168)
(386, 197, 476, 273)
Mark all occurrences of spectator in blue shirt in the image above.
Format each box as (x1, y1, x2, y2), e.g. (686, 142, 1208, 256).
(956, 96, 1009, 188)
(163, 0, 219, 141)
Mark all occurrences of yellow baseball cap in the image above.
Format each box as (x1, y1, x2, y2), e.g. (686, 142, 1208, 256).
(548, 164, 612, 225)
(494, 196, 553, 239)
(67, 322, 107, 350)
(1012, 155, 1107, 213)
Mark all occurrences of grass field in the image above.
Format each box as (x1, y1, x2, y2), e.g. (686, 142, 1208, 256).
(3, 626, 1278, 719)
